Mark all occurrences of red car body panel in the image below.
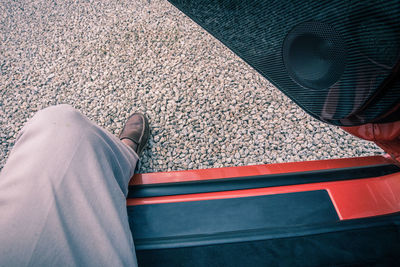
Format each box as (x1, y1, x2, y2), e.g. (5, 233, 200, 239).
(127, 155, 400, 220)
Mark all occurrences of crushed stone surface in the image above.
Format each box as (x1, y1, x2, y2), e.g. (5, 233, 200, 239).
(0, 0, 383, 173)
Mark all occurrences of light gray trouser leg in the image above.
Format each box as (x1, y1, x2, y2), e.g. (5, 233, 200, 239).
(0, 105, 138, 266)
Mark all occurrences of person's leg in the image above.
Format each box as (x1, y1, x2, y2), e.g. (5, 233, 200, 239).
(0, 104, 138, 266)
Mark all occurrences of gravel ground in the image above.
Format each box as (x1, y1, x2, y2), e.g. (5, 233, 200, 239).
(0, 0, 383, 173)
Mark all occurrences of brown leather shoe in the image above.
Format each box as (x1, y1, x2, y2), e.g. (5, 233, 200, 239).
(119, 113, 150, 156)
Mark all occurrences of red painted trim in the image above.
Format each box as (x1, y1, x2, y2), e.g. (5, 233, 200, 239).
(130, 156, 393, 185)
(127, 172, 400, 220)
(342, 122, 400, 164)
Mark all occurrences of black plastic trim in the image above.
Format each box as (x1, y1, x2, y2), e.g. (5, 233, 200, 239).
(133, 211, 400, 250)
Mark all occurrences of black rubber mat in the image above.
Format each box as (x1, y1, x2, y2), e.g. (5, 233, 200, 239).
(129, 190, 338, 248)
(129, 189, 400, 266)
(136, 223, 400, 267)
